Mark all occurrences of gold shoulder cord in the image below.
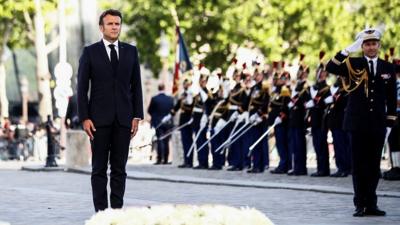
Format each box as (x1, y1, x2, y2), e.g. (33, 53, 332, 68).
(342, 58, 369, 97)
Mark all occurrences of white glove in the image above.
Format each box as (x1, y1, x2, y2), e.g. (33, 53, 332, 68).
(288, 101, 294, 109)
(200, 89, 208, 102)
(214, 119, 227, 133)
(238, 111, 249, 123)
(161, 114, 172, 123)
(324, 95, 334, 104)
(305, 100, 315, 109)
(342, 38, 363, 55)
(249, 113, 262, 124)
(330, 86, 339, 95)
(274, 116, 282, 125)
(229, 111, 239, 121)
(200, 114, 208, 128)
(310, 86, 318, 99)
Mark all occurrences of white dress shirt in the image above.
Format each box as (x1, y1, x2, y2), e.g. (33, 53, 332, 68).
(102, 39, 119, 61)
(364, 56, 378, 76)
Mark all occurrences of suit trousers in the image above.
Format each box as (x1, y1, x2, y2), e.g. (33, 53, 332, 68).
(90, 119, 131, 212)
(311, 128, 330, 174)
(331, 129, 351, 173)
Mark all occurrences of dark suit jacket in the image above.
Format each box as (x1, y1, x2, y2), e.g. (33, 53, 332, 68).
(77, 40, 144, 127)
(147, 93, 174, 128)
(326, 52, 397, 131)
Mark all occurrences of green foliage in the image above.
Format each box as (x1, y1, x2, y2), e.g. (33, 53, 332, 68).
(98, 0, 400, 75)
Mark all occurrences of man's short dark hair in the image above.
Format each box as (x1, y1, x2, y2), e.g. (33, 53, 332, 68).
(158, 83, 165, 91)
(99, 9, 122, 25)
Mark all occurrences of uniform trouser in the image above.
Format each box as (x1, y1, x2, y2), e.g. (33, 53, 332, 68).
(248, 122, 269, 171)
(275, 125, 292, 172)
(311, 128, 330, 174)
(155, 126, 170, 163)
(349, 129, 385, 208)
(331, 129, 351, 173)
(228, 122, 249, 169)
(193, 125, 209, 167)
(289, 128, 307, 174)
(180, 124, 193, 166)
(90, 119, 131, 212)
(211, 127, 228, 168)
(388, 113, 400, 153)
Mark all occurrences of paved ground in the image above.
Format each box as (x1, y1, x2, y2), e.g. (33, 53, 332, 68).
(0, 162, 400, 225)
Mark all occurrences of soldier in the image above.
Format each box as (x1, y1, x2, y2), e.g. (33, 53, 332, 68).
(287, 66, 310, 176)
(269, 71, 292, 174)
(226, 70, 252, 171)
(383, 60, 400, 180)
(247, 69, 270, 173)
(326, 27, 397, 217)
(191, 71, 216, 169)
(325, 77, 351, 177)
(167, 78, 194, 168)
(307, 64, 331, 177)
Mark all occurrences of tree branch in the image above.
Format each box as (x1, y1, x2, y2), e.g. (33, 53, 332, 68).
(45, 35, 59, 55)
(23, 10, 35, 43)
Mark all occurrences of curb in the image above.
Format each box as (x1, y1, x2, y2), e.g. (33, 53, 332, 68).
(64, 167, 400, 198)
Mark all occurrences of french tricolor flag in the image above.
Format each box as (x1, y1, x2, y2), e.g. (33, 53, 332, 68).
(173, 26, 192, 94)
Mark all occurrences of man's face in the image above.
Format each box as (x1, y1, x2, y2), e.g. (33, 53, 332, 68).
(318, 71, 327, 82)
(254, 72, 264, 83)
(362, 40, 380, 58)
(183, 81, 191, 90)
(100, 15, 121, 42)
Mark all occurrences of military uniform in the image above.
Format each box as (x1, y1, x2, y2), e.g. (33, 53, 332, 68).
(288, 80, 310, 175)
(171, 89, 194, 168)
(327, 51, 397, 212)
(269, 85, 292, 173)
(309, 80, 331, 176)
(247, 81, 270, 173)
(326, 80, 351, 177)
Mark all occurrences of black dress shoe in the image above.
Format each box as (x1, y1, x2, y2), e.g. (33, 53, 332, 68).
(193, 165, 208, 170)
(382, 167, 400, 180)
(364, 207, 386, 216)
(330, 171, 349, 177)
(162, 161, 172, 165)
(247, 168, 263, 173)
(227, 166, 242, 171)
(270, 168, 287, 174)
(310, 171, 330, 177)
(209, 166, 222, 170)
(153, 161, 162, 165)
(287, 170, 307, 176)
(353, 207, 365, 217)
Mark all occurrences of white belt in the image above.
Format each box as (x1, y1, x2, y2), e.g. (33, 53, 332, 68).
(229, 105, 239, 110)
(193, 107, 203, 113)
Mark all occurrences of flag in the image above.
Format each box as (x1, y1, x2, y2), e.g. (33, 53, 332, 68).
(173, 26, 192, 94)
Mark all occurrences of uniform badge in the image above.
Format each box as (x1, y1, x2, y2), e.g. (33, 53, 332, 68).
(381, 74, 391, 79)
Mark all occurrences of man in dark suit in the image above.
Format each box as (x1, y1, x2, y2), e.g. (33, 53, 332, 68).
(147, 84, 174, 164)
(326, 28, 397, 217)
(77, 9, 143, 212)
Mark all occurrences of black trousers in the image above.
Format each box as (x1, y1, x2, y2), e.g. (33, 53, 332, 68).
(349, 128, 385, 208)
(155, 126, 170, 163)
(90, 119, 131, 212)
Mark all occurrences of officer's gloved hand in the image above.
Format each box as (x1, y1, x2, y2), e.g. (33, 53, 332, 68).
(249, 113, 262, 124)
(214, 119, 227, 133)
(238, 111, 249, 123)
(229, 111, 239, 121)
(310, 86, 318, 99)
(161, 114, 172, 123)
(342, 38, 363, 55)
(305, 100, 315, 109)
(324, 95, 334, 104)
(200, 114, 208, 128)
(274, 116, 282, 125)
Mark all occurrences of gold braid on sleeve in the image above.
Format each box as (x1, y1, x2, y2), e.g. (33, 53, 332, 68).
(341, 58, 369, 97)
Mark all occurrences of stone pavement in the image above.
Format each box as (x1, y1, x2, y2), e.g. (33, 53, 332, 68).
(0, 166, 400, 225)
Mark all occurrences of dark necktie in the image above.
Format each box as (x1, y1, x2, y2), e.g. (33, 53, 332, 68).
(109, 44, 118, 71)
(369, 60, 374, 76)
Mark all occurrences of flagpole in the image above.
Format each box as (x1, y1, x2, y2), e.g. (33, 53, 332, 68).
(171, 7, 180, 95)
